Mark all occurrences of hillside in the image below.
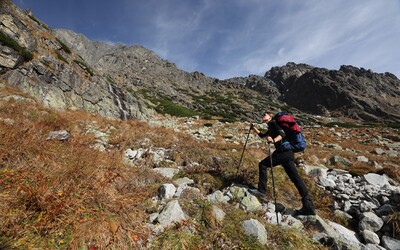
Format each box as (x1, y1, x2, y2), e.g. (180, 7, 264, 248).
(1, 1, 400, 249)
(1, 80, 399, 249)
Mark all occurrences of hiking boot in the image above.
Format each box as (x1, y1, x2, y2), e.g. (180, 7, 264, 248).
(294, 196, 316, 216)
(294, 207, 316, 216)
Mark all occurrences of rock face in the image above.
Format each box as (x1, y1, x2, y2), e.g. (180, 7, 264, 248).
(53, 28, 281, 121)
(0, 1, 150, 120)
(266, 62, 400, 122)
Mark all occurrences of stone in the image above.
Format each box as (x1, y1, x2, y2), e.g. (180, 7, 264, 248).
(241, 219, 268, 245)
(240, 193, 262, 212)
(334, 210, 353, 220)
(173, 177, 194, 186)
(327, 155, 351, 167)
(381, 236, 400, 250)
(211, 205, 225, 223)
(125, 148, 146, 161)
(302, 165, 328, 178)
(46, 130, 70, 141)
(152, 168, 179, 179)
(158, 184, 176, 199)
(361, 230, 380, 245)
(358, 212, 384, 232)
(319, 176, 336, 189)
(207, 190, 227, 204)
(229, 185, 247, 200)
(365, 244, 387, 250)
(326, 220, 365, 250)
(372, 148, 385, 155)
(356, 156, 369, 163)
(375, 204, 400, 216)
(363, 173, 391, 187)
(156, 200, 186, 227)
(359, 200, 378, 212)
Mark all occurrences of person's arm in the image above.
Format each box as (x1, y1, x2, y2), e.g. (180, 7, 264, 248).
(267, 120, 286, 143)
(251, 124, 268, 138)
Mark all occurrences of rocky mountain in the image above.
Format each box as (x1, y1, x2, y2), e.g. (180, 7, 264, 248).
(266, 63, 400, 123)
(1, 0, 400, 124)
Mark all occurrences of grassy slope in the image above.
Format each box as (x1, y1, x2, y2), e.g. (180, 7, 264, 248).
(0, 85, 399, 249)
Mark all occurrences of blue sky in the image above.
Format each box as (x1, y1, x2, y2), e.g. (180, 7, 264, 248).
(15, 0, 400, 80)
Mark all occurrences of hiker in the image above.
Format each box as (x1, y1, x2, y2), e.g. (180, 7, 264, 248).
(250, 112, 316, 216)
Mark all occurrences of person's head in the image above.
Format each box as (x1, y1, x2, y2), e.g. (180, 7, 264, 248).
(262, 113, 273, 123)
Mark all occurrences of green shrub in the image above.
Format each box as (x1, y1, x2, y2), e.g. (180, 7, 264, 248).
(28, 15, 49, 30)
(73, 60, 94, 76)
(56, 38, 71, 54)
(0, 31, 33, 62)
(56, 52, 68, 64)
(141, 91, 202, 117)
(154, 98, 201, 117)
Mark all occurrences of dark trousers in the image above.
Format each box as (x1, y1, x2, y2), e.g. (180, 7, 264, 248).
(258, 150, 309, 199)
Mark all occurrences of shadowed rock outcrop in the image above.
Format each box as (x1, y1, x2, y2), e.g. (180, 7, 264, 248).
(266, 62, 400, 123)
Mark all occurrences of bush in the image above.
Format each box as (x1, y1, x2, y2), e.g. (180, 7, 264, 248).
(56, 38, 71, 54)
(56, 52, 68, 64)
(74, 60, 94, 76)
(0, 31, 33, 62)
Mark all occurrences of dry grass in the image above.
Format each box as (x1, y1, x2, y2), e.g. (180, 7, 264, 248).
(1, 85, 399, 249)
(0, 89, 155, 248)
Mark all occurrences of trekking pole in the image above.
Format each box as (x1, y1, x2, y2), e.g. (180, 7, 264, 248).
(268, 142, 280, 225)
(236, 124, 252, 175)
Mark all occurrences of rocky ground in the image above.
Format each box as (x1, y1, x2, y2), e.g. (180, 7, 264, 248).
(1, 85, 399, 249)
(129, 115, 400, 249)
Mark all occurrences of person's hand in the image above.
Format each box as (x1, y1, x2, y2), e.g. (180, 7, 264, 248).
(267, 136, 274, 144)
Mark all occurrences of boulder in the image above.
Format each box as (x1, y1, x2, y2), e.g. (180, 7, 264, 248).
(381, 236, 400, 250)
(358, 212, 384, 232)
(361, 230, 380, 245)
(156, 200, 186, 227)
(158, 184, 176, 199)
(241, 219, 268, 245)
(362, 173, 390, 187)
(240, 193, 262, 212)
(152, 168, 179, 179)
(207, 190, 227, 204)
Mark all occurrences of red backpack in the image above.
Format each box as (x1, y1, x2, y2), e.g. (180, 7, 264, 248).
(273, 112, 306, 152)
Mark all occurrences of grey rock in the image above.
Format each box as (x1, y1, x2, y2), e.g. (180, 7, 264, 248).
(375, 204, 400, 216)
(359, 200, 378, 212)
(156, 200, 186, 227)
(211, 205, 225, 223)
(356, 156, 369, 163)
(46, 130, 70, 141)
(361, 230, 380, 245)
(372, 148, 385, 155)
(240, 193, 262, 212)
(381, 236, 400, 250)
(158, 184, 176, 199)
(124, 148, 146, 162)
(207, 190, 227, 204)
(241, 219, 268, 245)
(152, 168, 179, 179)
(173, 177, 194, 187)
(363, 173, 391, 187)
(319, 176, 336, 189)
(228, 185, 247, 200)
(328, 155, 352, 167)
(302, 165, 328, 178)
(358, 212, 384, 232)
